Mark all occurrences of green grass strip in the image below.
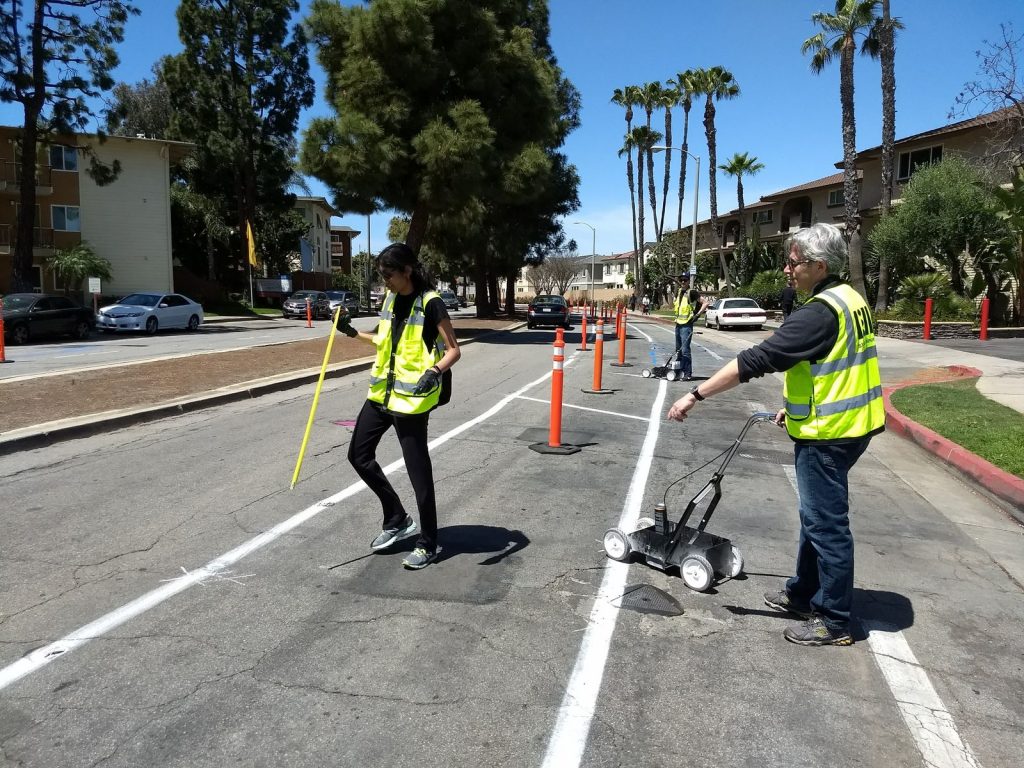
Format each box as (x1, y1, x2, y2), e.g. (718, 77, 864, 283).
(890, 379, 1024, 478)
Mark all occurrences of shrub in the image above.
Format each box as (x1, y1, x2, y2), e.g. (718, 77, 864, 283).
(887, 273, 976, 321)
(734, 270, 788, 309)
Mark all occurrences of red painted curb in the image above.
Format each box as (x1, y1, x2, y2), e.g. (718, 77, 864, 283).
(883, 366, 1024, 511)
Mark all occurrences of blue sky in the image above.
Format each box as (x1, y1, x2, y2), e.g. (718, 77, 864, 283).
(1, 0, 1020, 257)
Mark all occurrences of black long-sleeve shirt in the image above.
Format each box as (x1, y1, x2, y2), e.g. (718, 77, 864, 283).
(736, 276, 843, 382)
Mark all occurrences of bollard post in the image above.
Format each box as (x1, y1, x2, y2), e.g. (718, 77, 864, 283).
(923, 297, 933, 341)
(979, 297, 990, 341)
(577, 307, 589, 351)
(306, 296, 313, 328)
(0, 297, 8, 363)
(611, 306, 631, 367)
(581, 319, 613, 395)
(528, 328, 580, 455)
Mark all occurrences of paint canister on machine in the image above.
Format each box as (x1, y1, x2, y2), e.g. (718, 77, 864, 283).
(653, 503, 669, 535)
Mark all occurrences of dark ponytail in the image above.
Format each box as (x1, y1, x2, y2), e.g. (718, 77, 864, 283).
(376, 242, 435, 295)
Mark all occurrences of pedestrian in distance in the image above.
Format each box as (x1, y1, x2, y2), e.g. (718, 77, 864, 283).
(629, 294, 637, 311)
(781, 279, 797, 322)
(671, 274, 709, 381)
(337, 242, 461, 570)
(642, 294, 651, 315)
(666, 223, 884, 646)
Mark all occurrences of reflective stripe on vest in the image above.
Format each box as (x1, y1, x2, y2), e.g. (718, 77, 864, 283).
(367, 290, 443, 415)
(674, 291, 693, 324)
(783, 284, 885, 441)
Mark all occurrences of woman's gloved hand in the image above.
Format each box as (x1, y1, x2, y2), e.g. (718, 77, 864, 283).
(413, 366, 441, 395)
(337, 315, 359, 337)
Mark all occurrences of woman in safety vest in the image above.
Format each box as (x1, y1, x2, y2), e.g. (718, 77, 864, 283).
(342, 242, 461, 570)
(666, 223, 883, 646)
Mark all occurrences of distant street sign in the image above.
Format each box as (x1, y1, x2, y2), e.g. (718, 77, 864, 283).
(88, 277, 101, 294)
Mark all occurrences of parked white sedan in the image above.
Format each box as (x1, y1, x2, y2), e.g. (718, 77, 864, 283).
(96, 292, 204, 334)
(705, 297, 767, 330)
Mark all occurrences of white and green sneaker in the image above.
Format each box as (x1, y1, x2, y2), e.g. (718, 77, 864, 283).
(402, 547, 438, 570)
(370, 516, 417, 552)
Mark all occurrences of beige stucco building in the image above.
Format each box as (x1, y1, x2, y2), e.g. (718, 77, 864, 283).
(0, 127, 192, 295)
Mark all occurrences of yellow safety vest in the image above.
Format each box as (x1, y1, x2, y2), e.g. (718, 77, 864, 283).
(783, 284, 885, 441)
(674, 290, 694, 325)
(367, 290, 444, 415)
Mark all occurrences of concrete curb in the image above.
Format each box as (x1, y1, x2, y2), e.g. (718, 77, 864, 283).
(0, 320, 526, 456)
(883, 366, 1024, 516)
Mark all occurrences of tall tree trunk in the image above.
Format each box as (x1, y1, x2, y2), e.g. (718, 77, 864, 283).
(646, 143, 659, 241)
(504, 270, 516, 316)
(473, 251, 487, 317)
(876, 0, 897, 311)
(626, 152, 638, 260)
(660, 107, 672, 237)
(704, 98, 731, 292)
(736, 176, 746, 243)
(677, 103, 691, 231)
(487, 272, 499, 314)
(635, 146, 646, 300)
(841, 41, 866, 297)
(406, 203, 429, 255)
(12, 0, 48, 292)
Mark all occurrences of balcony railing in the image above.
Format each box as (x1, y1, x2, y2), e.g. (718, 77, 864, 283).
(0, 224, 54, 248)
(0, 161, 53, 189)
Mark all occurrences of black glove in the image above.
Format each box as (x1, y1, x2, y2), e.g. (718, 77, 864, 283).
(412, 366, 441, 395)
(337, 315, 359, 337)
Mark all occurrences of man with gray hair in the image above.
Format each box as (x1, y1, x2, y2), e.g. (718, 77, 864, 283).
(666, 223, 884, 646)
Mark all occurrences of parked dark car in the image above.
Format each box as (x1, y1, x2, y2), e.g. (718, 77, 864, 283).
(527, 294, 571, 330)
(439, 291, 460, 311)
(1, 293, 95, 345)
(283, 290, 331, 320)
(325, 290, 359, 317)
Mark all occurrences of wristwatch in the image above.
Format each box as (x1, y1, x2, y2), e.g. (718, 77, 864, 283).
(690, 386, 705, 401)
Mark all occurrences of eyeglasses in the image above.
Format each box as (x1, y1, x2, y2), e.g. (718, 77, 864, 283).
(378, 269, 394, 280)
(786, 259, 813, 269)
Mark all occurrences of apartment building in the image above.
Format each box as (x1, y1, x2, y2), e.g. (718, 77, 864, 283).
(330, 224, 359, 274)
(0, 127, 192, 295)
(292, 196, 338, 281)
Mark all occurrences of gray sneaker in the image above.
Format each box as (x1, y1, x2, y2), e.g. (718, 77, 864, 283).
(763, 590, 813, 619)
(370, 516, 417, 552)
(402, 547, 438, 570)
(783, 617, 853, 646)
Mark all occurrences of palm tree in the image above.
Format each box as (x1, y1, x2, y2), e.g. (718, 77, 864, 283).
(636, 81, 665, 241)
(45, 242, 113, 300)
(657, 84, 679, 238)
(612, 86, 642, 259)
(875, 0, 902, 310)
(803, 0, 881, 299)
(690, 66, 740, 291)
(625, 126, 662, 300)
(668, 70, 698, 231)
(719, 152, 765, 244)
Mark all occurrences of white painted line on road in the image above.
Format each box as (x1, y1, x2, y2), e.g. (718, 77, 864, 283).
(695, 342, 723, 361)
(780, 466, 980, 768)
(513, 395, 650, 422)
(541, 379, 668, 768)
(0, 359, 567, 693)
(625, 323, 653, 342)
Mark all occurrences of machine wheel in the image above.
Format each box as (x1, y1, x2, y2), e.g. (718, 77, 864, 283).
(680, 554, 714, 592)
(641, 368, 652, 378)
(9, 323, 29, 345)
(145, 316, 159, 335)
(602, 528, 632, 562)
(527, 322, 535, 330)
(74, 321, 91, 340)
(187, 314, 200, 331)
(665, 369, 678, 382)
(727, 545, 744, 578)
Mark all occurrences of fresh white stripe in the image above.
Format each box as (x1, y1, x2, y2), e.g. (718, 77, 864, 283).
(541, 379, 667, 768)
(514, 395, 650, 422)
(0, 362, 565, 692)
(695, 343, 723, 361)
(780, 467, 979, 768)
(624, 323, 653, 342)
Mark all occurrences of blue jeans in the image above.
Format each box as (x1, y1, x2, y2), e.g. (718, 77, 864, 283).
(673, 323, 693, 378)
(786, 439, 871, 631)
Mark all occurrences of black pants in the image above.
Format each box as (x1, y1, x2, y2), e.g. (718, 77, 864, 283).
(348, 399, 437, 551)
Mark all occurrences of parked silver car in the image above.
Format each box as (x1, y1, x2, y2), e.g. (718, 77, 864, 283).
(96, 292, 203, 334)
(282, 290, 331, 320)
(326, 290, 360, 317)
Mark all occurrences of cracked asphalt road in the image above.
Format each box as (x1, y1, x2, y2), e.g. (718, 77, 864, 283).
(1, 320, 1022, 768)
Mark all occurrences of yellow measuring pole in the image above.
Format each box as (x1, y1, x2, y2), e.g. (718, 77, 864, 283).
(290, 307, 343, 489)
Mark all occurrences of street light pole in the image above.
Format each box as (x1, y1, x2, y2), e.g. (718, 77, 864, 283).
(573, 221, 597, 305)
(653, 146, 700, 280)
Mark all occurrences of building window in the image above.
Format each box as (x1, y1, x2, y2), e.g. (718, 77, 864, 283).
(52, 205, 80, 232)
(753, 209, 774, 224)
(827, 189, 843, 208)
(49, 145, 78, 171)
(897, 145, 942, 181)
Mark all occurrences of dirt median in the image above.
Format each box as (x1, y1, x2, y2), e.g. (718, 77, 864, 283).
(0, 317, 520, 434)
